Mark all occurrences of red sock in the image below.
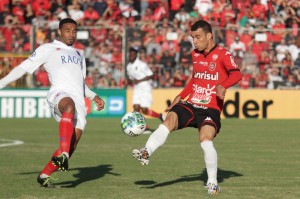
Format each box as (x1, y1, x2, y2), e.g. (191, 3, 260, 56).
(147, 109, 160, 118)
(40, 149, 61, 176)
(59, 113, 74, 155)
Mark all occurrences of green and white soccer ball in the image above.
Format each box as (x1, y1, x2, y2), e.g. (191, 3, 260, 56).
(120, 111, 146, 137)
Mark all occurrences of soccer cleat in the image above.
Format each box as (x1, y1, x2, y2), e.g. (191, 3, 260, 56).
(132, 148, 149, 165)
(37, 175, 58, 188)
(205, 183, 221, 194)
(51, 154, 68, 171)
(159, 113, 166, 122)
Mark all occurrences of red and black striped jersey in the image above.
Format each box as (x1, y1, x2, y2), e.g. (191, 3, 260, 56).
(179, 45, 242, 112)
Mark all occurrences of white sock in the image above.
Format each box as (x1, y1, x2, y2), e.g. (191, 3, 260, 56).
(40, 173, 49, 178)
(62, 152, 69, 159)
(200, 140, 218, 184)
(145, 124, 170, 156)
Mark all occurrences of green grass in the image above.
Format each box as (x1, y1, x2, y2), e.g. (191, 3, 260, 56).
(0, 118, 300, 199)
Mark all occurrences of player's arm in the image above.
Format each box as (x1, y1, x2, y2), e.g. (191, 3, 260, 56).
(216, 50, 242, 99)
(133, 62, 154, 84)
(133, 74, 154, 84)
(0, 66, 27, 89)
(0, 45, 48, 88)
(82, 55, 105, 111)
(84, 84, 105, 111)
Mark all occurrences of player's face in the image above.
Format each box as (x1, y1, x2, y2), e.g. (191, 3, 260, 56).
(58, 23, 77, 46)
(191, 28, 211, 51)
(128, 51, 137, 63)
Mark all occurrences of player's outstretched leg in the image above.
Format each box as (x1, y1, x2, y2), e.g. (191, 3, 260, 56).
(132, 147, 149, 165)
(133, 124, 170, 165)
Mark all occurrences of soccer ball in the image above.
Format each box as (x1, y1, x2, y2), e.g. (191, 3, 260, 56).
(120, 111, 146, 137)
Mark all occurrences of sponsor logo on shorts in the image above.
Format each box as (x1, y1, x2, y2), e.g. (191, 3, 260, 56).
(204, 117, 212, 121)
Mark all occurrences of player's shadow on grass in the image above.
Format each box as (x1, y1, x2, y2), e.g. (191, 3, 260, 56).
(19, 164, 120, 188)
(56, 164, 120, 188)
(135, 168, 242, 189)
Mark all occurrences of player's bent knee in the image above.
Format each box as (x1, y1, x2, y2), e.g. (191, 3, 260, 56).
(163, 112, 178, 132)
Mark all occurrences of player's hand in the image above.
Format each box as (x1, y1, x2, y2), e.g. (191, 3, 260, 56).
(93, 95, 105, 111)
(164, 96, 181, 112)
(133, 79, 141, 84)
(216, 84, 226, 100)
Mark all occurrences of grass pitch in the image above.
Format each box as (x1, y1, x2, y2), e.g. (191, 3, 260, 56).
(0, 118, 300, 199)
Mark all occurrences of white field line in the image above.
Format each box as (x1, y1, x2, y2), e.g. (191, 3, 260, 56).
(0, 139, 24, 148)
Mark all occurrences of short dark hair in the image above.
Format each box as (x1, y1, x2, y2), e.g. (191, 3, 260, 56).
(59, 18, 77, 29)
(129, 46, 139, 53)
(191, 20, 212, 34)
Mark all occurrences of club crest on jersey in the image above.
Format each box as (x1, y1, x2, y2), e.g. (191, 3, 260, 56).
(209, 62, 216, 71)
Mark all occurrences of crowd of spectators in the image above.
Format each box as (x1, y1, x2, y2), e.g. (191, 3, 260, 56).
(0, 0, 300, 89)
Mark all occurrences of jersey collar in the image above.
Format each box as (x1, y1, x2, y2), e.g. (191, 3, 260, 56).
(196, 44, 218, 57)
(53, 39, 72, 48)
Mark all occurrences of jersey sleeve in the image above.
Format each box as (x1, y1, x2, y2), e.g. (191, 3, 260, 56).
(19, 44, 49, 74)
(220, 49, 242, 89)
(178, 78, 193, 99)
(144, 63, 153, 77)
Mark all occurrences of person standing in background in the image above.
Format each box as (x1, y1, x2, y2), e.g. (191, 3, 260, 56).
(126, 47, 165, 133)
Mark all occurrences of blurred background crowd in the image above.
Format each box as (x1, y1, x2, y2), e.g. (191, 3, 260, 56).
(0, 0, 300, 89)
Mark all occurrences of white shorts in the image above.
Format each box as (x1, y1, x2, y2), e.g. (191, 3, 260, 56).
(47, 90, 87, 130)
(132, 88, 152, 108)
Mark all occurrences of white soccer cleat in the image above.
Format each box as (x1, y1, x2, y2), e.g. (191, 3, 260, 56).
(132, 148, 150, 165)
(159, 113, 166, 122)
(205, 183, 221, 194)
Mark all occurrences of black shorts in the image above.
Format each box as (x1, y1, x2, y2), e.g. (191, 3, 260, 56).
(169, 101, 221, 133)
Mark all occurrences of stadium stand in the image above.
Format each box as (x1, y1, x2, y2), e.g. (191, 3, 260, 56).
(0, 0, 299, 89)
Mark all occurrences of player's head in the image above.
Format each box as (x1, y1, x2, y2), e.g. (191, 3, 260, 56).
(58, 18, 78, 46)
(128, 46, 139, 63)
(190, 20, 214, 52)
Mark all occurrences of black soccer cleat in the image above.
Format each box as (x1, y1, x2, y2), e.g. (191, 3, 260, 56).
(37, 175, 57, 188)
(51, 154, 69, 171)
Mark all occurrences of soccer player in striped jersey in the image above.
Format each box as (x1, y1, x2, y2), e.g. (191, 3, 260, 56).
(132, 19, 242, 194)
